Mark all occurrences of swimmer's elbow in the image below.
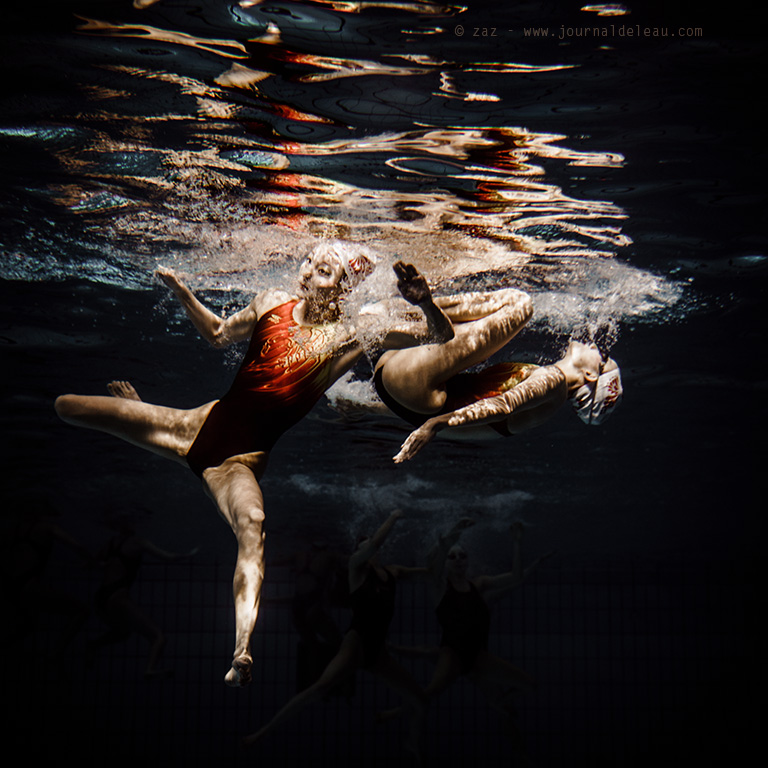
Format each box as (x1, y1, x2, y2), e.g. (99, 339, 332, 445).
(208, 320, 232, 348)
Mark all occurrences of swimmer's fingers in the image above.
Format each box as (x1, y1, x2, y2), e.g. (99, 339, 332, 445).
(393, 260, 418, 280)
(393, 424, 434, 463)
(156, 266, 184, 291)
(393, 261, 431, 305)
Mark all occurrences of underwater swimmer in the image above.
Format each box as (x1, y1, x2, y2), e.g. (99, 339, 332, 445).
(244, 510, 427, 761)
(380, 519, 553, 750)
(54, 243, 453, 687)
(368, 275, 622, 462)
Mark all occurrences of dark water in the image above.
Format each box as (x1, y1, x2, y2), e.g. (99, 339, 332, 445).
(1, 1, 763, 766)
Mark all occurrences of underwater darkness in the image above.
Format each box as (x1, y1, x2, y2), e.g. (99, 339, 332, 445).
(0, 1, 763, 766)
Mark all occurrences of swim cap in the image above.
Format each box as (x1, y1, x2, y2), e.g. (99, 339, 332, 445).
(312, 241, 377, 286)
(571, 365, 623, 425)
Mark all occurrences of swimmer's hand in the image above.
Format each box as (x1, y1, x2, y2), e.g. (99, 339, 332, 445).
(156, 266, 185, 293)
(393, 415, 449, 463)
(393, 261, 431, 306)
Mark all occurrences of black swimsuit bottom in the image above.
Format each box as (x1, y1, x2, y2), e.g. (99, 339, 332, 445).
(372, 367, 512, 437)
(436, 582, 491, 673)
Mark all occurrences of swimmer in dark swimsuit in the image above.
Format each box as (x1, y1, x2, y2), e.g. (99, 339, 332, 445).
(358, 270, 623, 462)
(87, 516, 197, 678)
(382, 519, 554, 744)
(244, 510, 427, 761)
(54, 242, 453, 687)
(3, 499, 92, 660)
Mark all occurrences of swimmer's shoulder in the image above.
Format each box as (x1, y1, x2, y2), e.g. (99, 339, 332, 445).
(250, 288, 296, 319)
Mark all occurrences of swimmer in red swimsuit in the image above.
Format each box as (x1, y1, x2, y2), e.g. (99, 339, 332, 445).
(54, 243, 453, 688)
(362, 271, 623, 462)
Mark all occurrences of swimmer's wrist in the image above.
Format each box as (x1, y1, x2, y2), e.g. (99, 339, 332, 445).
(427, 414, 451, 431)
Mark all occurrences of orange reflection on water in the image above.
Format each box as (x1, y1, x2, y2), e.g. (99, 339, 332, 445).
(75, 17, 250, 59)
(279, 129, 498, 160)
(256, 125, 629, 260)
(291, 1, 465, 14)
(279, 52, 426, 83)
(580, 5, 630, 17)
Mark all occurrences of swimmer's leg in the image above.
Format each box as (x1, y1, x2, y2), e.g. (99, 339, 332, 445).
(377, 646, 460, 723)
(243, 631, 363, 744)
(201, 454, 270, 688)
(54, 392, 214, 464)
(424, 646, 464, 697)
(377, 288, 533, 413)
(106, 593, 170, 677)
(469, 651, 536, 698)
(371, 651, 426, 763)
(469, 652, 535, 747)
(433, 289, 532, 324)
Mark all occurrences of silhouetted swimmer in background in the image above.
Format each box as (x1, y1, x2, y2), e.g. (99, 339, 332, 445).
(87, 515, 197, 679)
(266, 541, 349, 693)
(54, 243, 453, 687)
(2, 498, 92, 661)
(244, 510, 427, 764)
(381, 519, 554, 751)
(365, 275, 623, 461)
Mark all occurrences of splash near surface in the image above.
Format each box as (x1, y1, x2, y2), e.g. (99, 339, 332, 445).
(0, 0, 680, 345)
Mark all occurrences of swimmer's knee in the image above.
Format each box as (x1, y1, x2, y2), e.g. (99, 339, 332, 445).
(518, 292, 533, 322)
(497, 289, 532, 322)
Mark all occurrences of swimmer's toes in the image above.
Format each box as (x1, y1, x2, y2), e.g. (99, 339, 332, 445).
(108, 380, 142, 401)
(225, 655, 253, 687)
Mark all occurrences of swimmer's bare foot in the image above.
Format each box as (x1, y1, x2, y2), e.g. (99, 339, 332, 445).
(108, 380, 142, 401)
(225, 654, 253, 687)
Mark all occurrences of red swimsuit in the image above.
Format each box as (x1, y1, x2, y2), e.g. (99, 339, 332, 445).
(373, 361, 539, 437)
(186, 300, 336, 476)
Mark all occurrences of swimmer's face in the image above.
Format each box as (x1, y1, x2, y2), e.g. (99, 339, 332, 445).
(446, 545, 468, 575)
(566, 341, 610, 384)
(298, 251, 346, 301)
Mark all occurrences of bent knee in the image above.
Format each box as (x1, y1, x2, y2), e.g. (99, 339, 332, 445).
(518, 292, 533, 322)
(498, 289, 532, 323)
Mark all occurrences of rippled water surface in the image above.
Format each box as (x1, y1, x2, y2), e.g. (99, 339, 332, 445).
(1, 1, 763, 766)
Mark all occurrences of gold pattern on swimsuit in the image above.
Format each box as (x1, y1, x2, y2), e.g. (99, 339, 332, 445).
(282, 325, 334, 370)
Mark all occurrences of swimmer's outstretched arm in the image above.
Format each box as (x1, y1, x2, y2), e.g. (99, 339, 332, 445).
(479, 523, 555, 604)
(348, 509, 402, 584)
(393, 261, 454, 343)
(156, 267, 281, 348)
(426, 518, 475, 589)
(393, 365, 567, 462)
(476, 522, 525, 603)
(359, 262, 454, 350)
